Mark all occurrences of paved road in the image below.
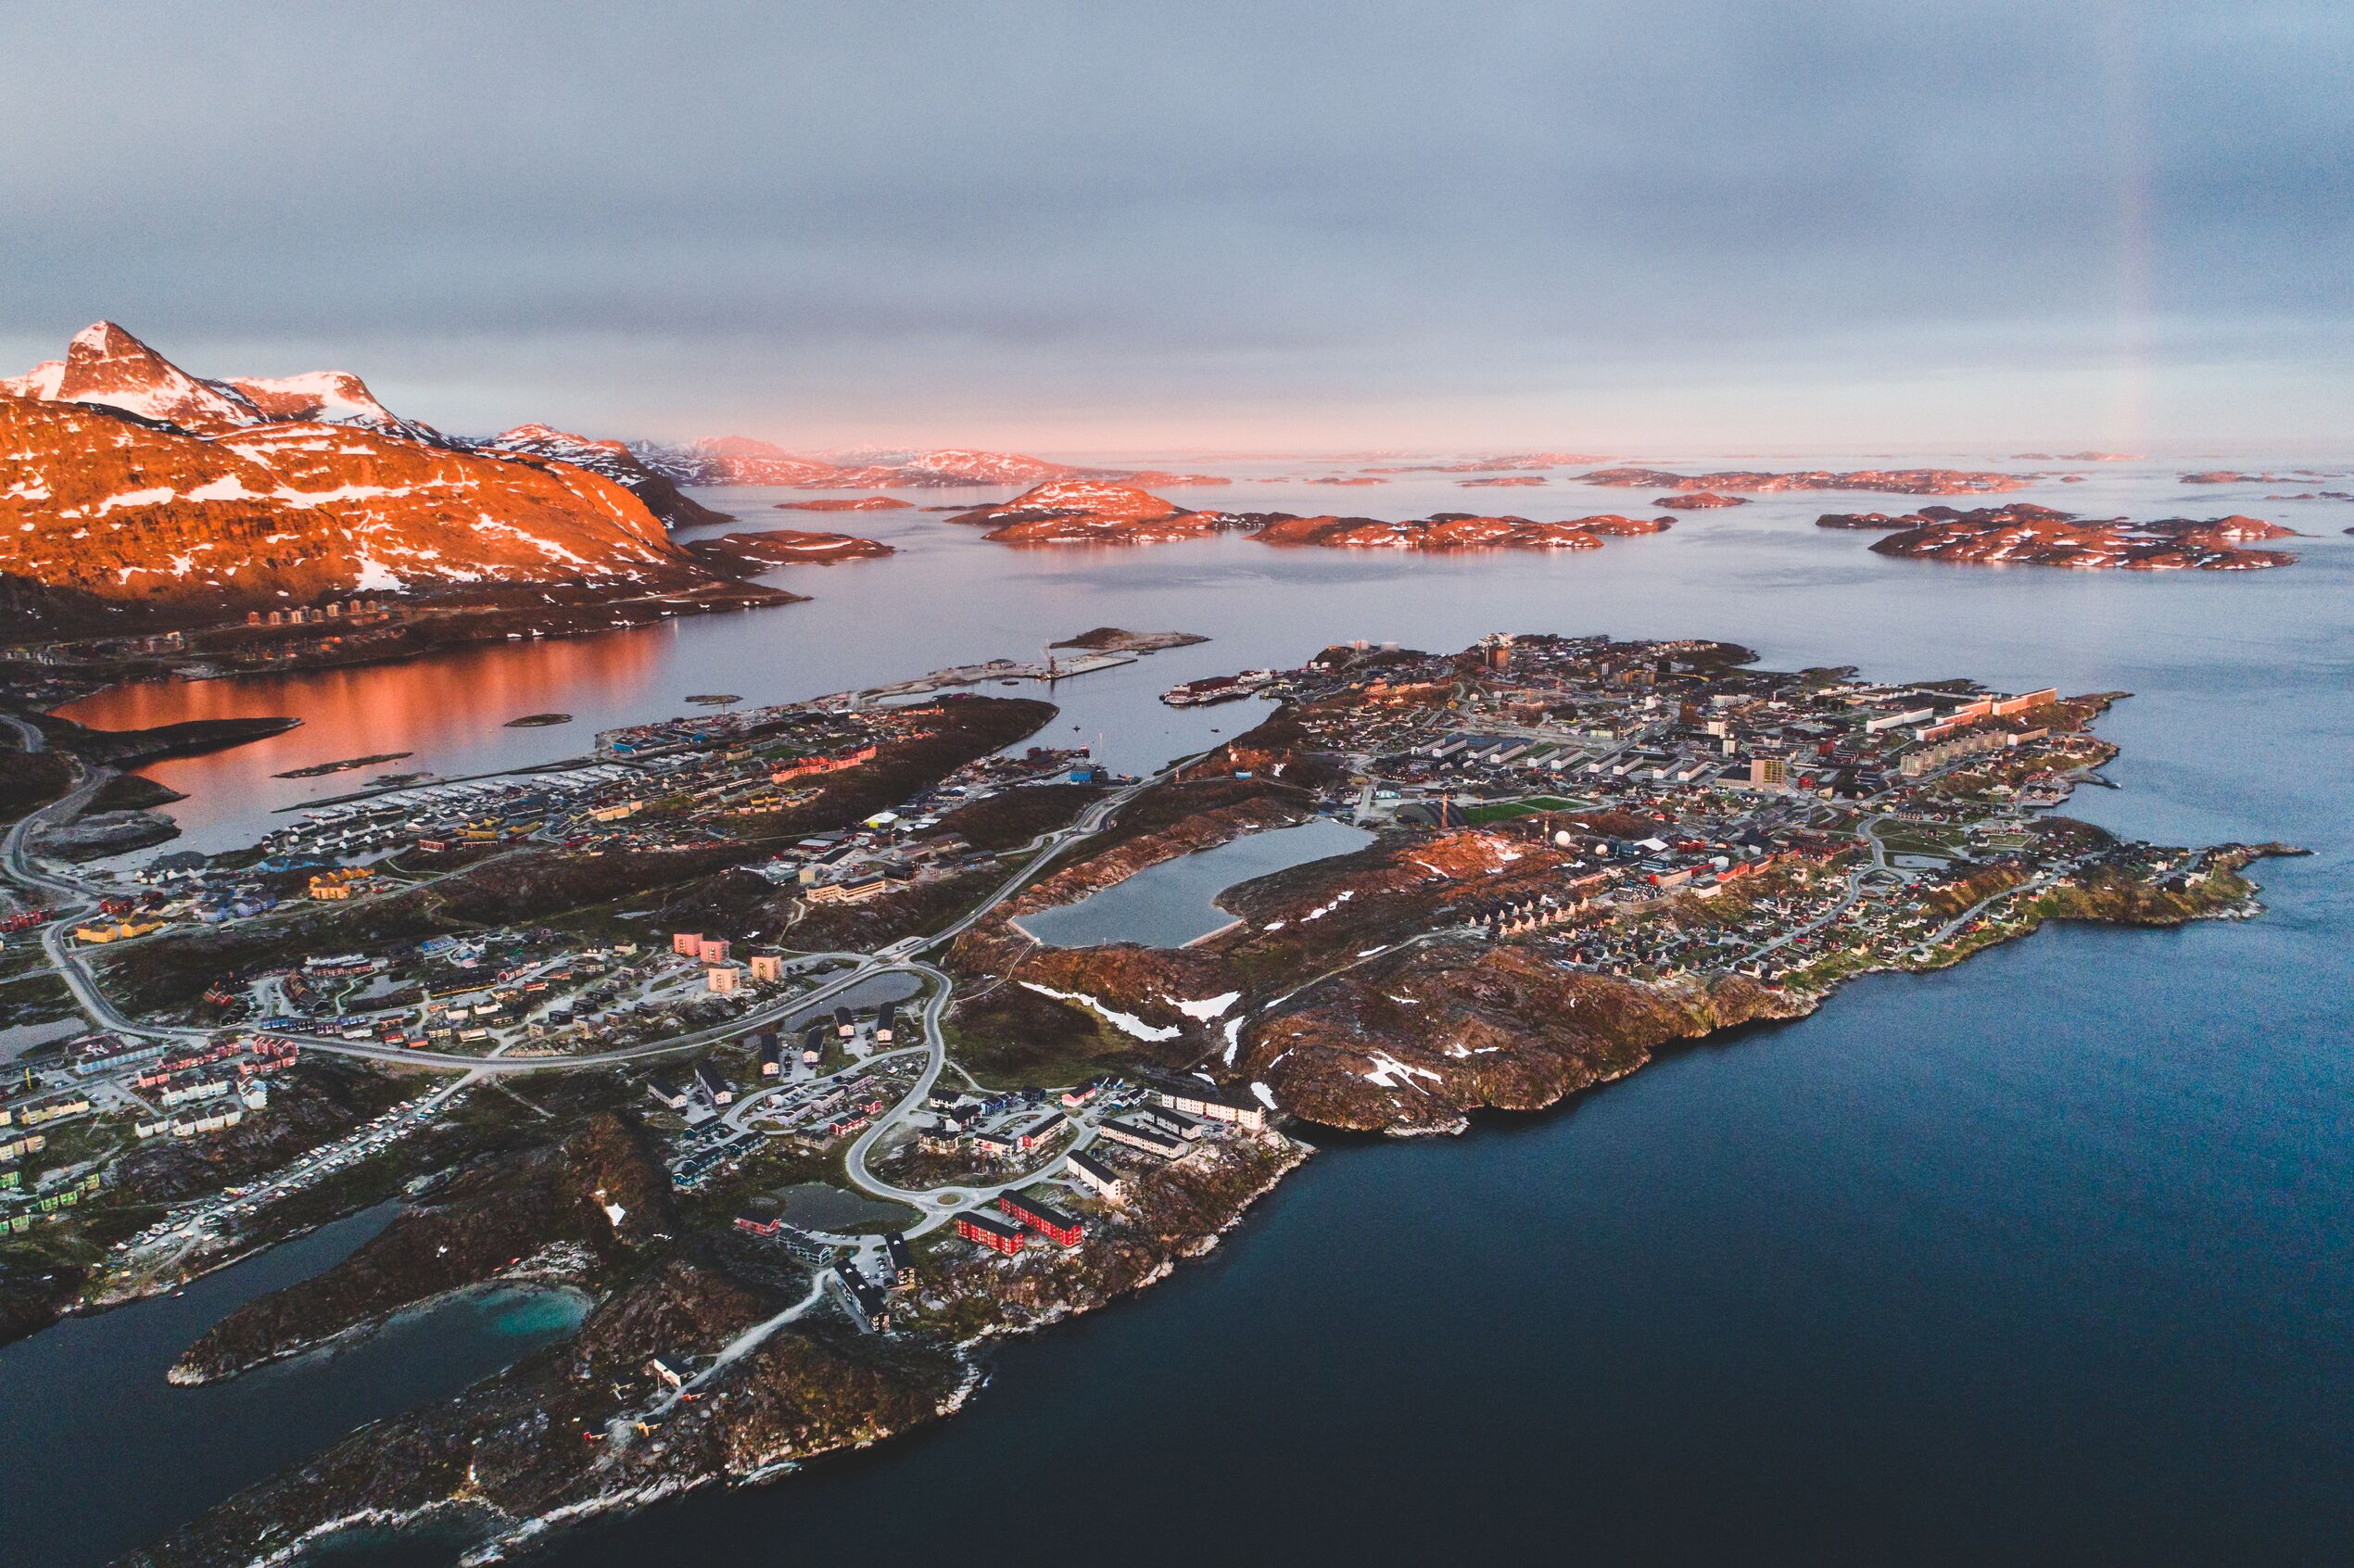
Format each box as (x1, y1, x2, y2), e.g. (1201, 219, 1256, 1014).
(2, 758, 110, 901)
(0, 713, 45, 753)
(283, 951, 888, 1072)
(1927, 871, 2055, 947)
(835, 962, 1103, 1234)
(1, 757, 220, 1044)
(0, 733, 1210, 1239)
(815, 751, 1240, 1229)
(910, 761, 1176, 953)
(1727, 808, 1926, 969)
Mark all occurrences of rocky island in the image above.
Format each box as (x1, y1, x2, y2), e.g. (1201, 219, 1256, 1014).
(687, 529, 896, 568)
(1582, 465, 2034, 495)
(1247, 510, 1669, 550)
(946, 480, 1246, 543)
(773, 497, 914, 512)
(0, 625, 2293, 1566)
(947, 480, 1674, 554)
(1818, 504, 2297, 570)
(1048, 627, 1210, 653)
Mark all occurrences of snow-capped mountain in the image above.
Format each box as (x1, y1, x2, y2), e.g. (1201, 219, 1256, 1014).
(632, 436, 856, 487)
(0, 322, 724, 624)
(484, 424, 732, 529)
(632, 436, 1113, 489)
(28, 321, 268, 433)
(7, 322, 441, 442)
(222, 370, 445, 443)
(864, 448, 1092, 487)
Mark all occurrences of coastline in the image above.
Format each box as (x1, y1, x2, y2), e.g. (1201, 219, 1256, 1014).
(117, 840, 2288, 1565)
(3, 627, 2316, 1568)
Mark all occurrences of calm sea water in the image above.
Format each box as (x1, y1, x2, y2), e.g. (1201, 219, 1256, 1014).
(1016, 816, 1373, 947)
(25, 459, 2354, 1563)
(0, 1205, 586, 1568)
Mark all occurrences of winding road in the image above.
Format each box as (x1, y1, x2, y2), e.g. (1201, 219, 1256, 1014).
(1, 736, 1209, 1238)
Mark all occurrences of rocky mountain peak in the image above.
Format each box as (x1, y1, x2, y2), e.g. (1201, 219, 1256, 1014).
(52, 320, 262, 432)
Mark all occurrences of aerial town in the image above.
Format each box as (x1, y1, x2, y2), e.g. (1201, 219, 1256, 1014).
(0, 627, 2287, 1565)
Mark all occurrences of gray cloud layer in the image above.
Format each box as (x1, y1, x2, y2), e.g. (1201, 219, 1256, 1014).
(3, 1, 2347, 451)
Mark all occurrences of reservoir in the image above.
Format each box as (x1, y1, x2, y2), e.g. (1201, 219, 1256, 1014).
(1015, 816, 1372, 948)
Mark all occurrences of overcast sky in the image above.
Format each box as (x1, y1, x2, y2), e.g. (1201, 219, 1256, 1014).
(3, 1, 2346, 455)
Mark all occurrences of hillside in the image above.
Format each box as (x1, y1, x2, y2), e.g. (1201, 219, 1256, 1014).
(482, 424, 732, 528)
(0, 322, 739, 633)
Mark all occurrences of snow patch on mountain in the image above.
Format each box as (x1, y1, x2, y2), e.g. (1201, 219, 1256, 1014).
(1019, 982, 1182, 1043)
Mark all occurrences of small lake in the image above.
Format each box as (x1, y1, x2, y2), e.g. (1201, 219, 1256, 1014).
(788, 970, 921, 1020)
(1015, 816, 1372, 948)
(0, 1203, 588, 1568)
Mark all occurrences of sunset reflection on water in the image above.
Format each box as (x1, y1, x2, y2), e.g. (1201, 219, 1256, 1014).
(53, 628, 665, 807)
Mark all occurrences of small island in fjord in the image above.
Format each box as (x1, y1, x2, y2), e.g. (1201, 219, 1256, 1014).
(945, 479, 1674, 551)
(1579, 465, 2037, 495)
(687, 528, 897, 569)
(1, 627, 2289, 1565)
(1820, 504, 2297, 570)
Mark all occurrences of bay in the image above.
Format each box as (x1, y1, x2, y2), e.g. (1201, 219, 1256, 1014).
(0, 1204, 587, 1568)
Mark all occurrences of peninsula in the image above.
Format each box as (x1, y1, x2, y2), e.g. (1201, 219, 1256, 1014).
(0, 629, 2290, 1566)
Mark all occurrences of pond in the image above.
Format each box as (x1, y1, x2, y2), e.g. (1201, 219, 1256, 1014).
(1015, 816, 1372, 948)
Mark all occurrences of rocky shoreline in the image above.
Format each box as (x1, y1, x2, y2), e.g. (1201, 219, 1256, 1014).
(686, 528, 895, 569)
(124, 1128, 1307, 1568)
(52, 634, 2308, 1567)
(122, 816, 2289, 1562)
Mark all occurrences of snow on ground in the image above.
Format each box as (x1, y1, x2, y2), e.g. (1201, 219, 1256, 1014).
(1220, 1016, 1245, 1066)
(1169, 991, 1239, 1022)
(90, 486, 177, 515)
(1301, 891, 1355, 922)
(349, 554, 408, 592)
(1250, 1081, 1279, 1109)
(186, 474, 265, 501)
(1020, 981, 1180, 1043)
(1362, 1051, 1439, 1092)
